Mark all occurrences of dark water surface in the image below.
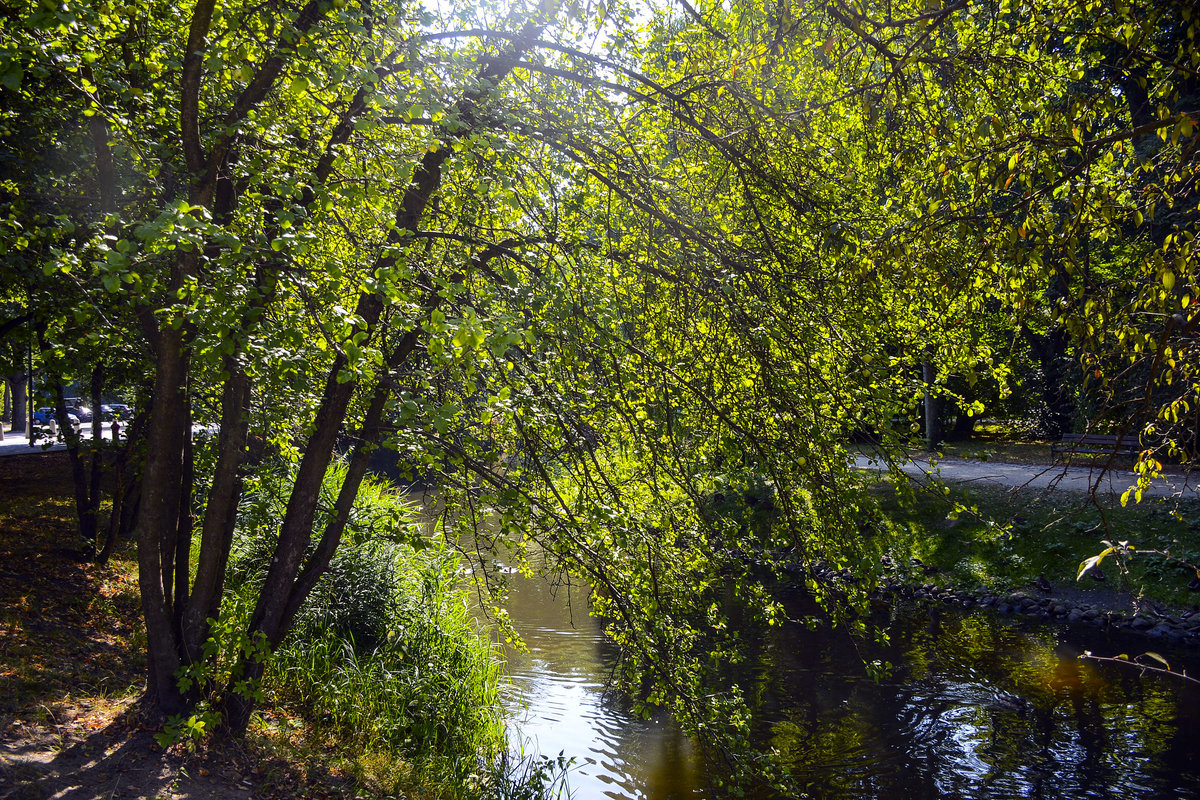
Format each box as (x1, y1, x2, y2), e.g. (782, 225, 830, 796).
(493, 566, 1200, 800)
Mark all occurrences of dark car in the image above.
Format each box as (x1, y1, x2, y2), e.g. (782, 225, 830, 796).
(108, 403, 132, 419)
(68, 404, 93, 422)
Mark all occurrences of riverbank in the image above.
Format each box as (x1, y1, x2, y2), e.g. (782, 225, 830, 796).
(844, 462, 1200, 650)
(0, 453, 531, 800)
(0, 452, 368, 800)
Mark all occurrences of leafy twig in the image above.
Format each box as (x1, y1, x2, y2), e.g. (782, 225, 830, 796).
(1081, 650, 1200, 686)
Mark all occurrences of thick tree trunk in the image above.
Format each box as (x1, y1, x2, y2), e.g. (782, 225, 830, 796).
(136, 323, 190, 716)
(9, 372, 27, 434)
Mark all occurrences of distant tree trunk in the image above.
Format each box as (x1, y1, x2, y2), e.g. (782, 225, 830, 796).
(1024, 324, 1074, 437)
(53, 384, 96, 546)
(89, 365, 105, 545)
(922, 361, 942, 450)
(9, 372, 27, 433)
(46, 361, 105, 551)
(949, 407, 976, 440)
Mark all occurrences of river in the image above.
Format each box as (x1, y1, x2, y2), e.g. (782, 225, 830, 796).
(492, 566, 1200, 799)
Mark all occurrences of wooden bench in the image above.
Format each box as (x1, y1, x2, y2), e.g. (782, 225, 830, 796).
(1051, 433, 1141, 465)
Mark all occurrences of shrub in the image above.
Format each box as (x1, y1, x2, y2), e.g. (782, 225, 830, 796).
(227, 461, 508, 793)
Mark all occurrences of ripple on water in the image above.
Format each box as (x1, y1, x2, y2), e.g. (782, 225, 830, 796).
(486, 550, 1199, 800)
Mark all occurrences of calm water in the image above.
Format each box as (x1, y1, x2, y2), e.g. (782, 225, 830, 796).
(493, 569, 1200, 799)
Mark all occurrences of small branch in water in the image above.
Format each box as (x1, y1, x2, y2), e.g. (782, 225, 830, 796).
(1081, 650, 1200, 685)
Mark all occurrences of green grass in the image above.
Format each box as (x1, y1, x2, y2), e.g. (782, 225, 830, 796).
(266, 539, 507, 797)
(228, 462, 533, 799)
(870, 479, 1200, 608)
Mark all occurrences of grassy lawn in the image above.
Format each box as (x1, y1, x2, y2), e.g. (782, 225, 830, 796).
(870, 477, 1200, 609)
(856, 421, 1192, 471)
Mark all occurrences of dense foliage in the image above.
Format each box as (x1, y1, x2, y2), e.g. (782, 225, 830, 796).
(1, 0, 1196, 790)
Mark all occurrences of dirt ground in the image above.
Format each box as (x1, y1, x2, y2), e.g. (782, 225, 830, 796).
(0, 453, 355, 800)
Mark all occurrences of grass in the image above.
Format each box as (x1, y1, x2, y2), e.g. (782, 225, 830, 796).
(225, 462, 539, 799)
(857, 420, 1194, 470)
(870, 477, 1200, 609)
(0, 452, 372, 798)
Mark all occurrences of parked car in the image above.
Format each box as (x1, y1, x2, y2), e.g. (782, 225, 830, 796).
(108, 403, 132, 419)
(68, 404, 93, 422)
(32, 407, 80, 429)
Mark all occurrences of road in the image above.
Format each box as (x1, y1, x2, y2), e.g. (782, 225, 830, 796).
(0, 426, 121, 456)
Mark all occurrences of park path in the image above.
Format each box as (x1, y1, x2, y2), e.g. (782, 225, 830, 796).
(3, 425, 1196, 500)
(0, 427, 116, 456)
(853, 453, 1199, 500)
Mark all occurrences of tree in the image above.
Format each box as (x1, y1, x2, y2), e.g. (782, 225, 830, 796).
(2, 0, 1196, 788)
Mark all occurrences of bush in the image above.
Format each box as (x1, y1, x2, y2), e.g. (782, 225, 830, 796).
(227, 462, 510, 794)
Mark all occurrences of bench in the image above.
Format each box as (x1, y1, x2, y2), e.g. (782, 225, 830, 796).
(1051, 433, 1141, 465)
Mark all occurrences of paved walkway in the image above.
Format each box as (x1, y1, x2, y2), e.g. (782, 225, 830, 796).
(853, 454, 1199, 500)
(0, 426, 119, 456)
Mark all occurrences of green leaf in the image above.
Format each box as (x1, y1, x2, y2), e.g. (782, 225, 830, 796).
(1076, 546, 1115, 581)
(1143, 652, 1170, 669)
(1, 62, 23, 92)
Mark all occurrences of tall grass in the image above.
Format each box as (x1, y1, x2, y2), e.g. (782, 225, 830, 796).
(226, 462, 551, 796)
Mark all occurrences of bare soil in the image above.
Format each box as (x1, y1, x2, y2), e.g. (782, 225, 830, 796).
(0, 453, 356, 800)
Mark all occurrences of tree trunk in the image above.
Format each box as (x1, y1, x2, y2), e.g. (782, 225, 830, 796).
(9, 372, 27, 434)
(136, 323, 190, 716)
(208, 17, 546, 735)
(54, 384, 96, 546)
(1024, 324, 1074, 437)
(88, 365, 105, 548)
(173, 415, 194, 636)
(922, 361, 942, 450)
(223, 330, 412, 734)
(180, 366, 252, 663)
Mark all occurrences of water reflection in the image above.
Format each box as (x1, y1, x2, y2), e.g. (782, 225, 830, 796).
(499, 564, 706, 800)
(765, 600, 1200, 799)
(424, 487, 1200, 800)
(492, 567, 1200, 800)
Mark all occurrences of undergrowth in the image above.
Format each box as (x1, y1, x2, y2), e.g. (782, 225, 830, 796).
(225, 462, 565, 799)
